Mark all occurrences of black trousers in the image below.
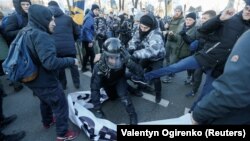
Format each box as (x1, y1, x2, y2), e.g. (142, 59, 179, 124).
(82, 41, 95, 70)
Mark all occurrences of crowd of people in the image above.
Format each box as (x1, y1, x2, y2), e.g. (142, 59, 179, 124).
(1, 0, 250, 140)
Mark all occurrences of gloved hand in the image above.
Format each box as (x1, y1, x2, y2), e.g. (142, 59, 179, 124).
(179, 30, 186, 36)
(189, 40, 199, 51)
(120, 47, 132, 64)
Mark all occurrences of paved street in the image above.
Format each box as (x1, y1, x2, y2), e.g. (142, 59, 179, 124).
(1, 68, 202, 141)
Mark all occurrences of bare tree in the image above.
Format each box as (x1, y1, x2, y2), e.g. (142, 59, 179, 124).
(134, 0, 139, 9)
(122, 0, 125, 11)
(119, 0, 121, 11)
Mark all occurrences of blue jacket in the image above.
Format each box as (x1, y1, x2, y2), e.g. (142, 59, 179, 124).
(81, 10, 95, 42)
(50, 6, 80, 57)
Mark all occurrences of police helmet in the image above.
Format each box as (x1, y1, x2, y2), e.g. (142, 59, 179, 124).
(103, 38, 123, 69)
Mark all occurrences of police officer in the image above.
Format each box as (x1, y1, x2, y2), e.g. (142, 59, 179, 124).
(90, 38, 142, 125)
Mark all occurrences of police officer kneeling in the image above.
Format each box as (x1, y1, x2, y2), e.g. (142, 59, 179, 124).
(90, 38, 143, 125)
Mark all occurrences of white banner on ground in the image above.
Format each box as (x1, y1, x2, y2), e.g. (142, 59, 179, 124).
(68, 90, 192, 141)
(68, 90, 117, 141)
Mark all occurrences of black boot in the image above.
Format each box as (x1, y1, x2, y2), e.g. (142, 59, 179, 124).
(0, 115, 17, 130)
(155, 92, 161, 103)
(2, 131, 25, 141)
(129, 113, 138, 125)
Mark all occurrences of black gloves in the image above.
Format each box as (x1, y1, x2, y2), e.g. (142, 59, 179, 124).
(179, 30, 186, 36)
(120, 47, 132, 64)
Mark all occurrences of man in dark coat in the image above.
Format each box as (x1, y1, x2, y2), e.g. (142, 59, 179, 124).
(48, 1, 81, 89)
(23, 4, 78, 141)
(192, 29, 250, 124)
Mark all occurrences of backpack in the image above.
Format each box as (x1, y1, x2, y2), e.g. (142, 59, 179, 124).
(2, 27, 38, 83)
(1, 12, 23, 31)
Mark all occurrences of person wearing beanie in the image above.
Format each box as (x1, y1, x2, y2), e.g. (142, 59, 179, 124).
(140, 14, 154, 29)
(80, 4, 99, 72)
(186, 12, 196, 21)
(48, 0, 81, 90)
(128, 13, 166, 103)
(161, 5, 184, 83)
(91, 4, 99, 11)
(24, 4, 79, 141)
(48, 0, 59, 7)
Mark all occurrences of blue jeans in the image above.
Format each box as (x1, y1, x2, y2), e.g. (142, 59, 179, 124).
(145, 56, 215, 110)
(32, 84, 68, 137)
(145, 56, 200, 81)
(190, 70, 214, 111)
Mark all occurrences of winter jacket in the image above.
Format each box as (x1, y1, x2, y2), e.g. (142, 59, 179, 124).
(81, 10, 95, 42)
(195, 12, 250, 70)
(176, 23, 198, 59)
(50, 6, 80, 57)
(128, 14, 165, 61)
(193, 30, 250, 124)
(4, 0, 29, 44)
(24, 4, 75, 88)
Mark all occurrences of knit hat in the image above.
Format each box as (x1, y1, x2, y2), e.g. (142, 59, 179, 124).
(91, 4, 99, 11)
(48, 1, 59, 7)
(19, 0, 31, 4)
(245, 0, 250, 5)
(175, 5, 183, 12)
(140, 14, 154, 28)
(186, 12, 196, 20)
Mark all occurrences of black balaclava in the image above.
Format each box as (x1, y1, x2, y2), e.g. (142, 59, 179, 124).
(139, 14, 154, 40)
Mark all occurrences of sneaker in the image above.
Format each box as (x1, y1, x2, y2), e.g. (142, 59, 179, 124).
(162, 76, 172, 83)
(184, 76, 193, 85)
(3, 131, 25, 141)
(185, 91, 196, 97)
(0, 115, 17, 130)
(131, 76, 148, 85)
(56, 130, 78, 141)
(43, 117, 56, 129)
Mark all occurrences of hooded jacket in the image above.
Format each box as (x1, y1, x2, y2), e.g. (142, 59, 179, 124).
(24, 4, 75, 88)
(5, 0, 30, 44)
(49, 6, 80, 57)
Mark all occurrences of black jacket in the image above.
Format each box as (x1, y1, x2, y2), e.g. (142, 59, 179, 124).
(194, 12, 250, 71)
(24, 4, 75, 88)
(193, 30, 250, 124)
(5, 0, 29, 44)
(50, 6, 80, 57)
